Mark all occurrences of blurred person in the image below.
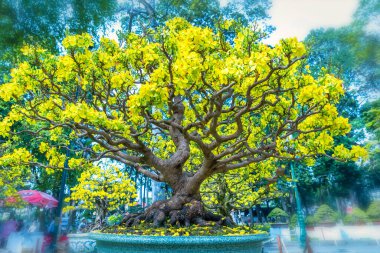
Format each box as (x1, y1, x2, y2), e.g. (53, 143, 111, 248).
(28, 220, 39, 233)
(16, 220, 24, 232)
(0, 214, 18, 247)
(0, 220, 3, 247)
(41, 232, 53, 253)
(47, 219, 55, 234)
(42, 219, 56, 253)
(0, 220, 3, 244)
(57, 230, 69, 253)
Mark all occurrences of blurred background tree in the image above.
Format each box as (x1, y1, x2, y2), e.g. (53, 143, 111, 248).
(285, 0, 380, 217)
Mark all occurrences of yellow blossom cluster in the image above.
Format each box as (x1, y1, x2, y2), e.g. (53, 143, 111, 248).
(0, 17, 368, 207)
(64, 165, 137, 213)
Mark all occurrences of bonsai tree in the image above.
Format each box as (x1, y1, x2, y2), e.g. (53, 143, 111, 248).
(367, 201, 380, 221)
(344, 207, 369, 225)
(305, 215, 317, 227)
(290, 214, 317, 228)
(314, 204, 339, 224)
(64, 164, 137, 227)
(267, 207, 288, 223)
(0, 18, 367, 227)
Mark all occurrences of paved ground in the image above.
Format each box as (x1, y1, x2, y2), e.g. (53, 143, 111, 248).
(263, 239, 380, 253)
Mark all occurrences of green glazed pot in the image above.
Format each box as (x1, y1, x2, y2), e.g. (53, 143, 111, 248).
(68, 233, 96, 253)
(89, 233, 270, 253)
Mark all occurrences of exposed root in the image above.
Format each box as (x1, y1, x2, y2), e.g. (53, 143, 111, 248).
(121, 198, 234, 228)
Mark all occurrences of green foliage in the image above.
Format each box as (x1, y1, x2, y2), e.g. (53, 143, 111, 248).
(299, 0, 379, 211)
(367, 201, 380, 220)
(305, 216, 317, 226)
(314, 204, 338, 224)
(0, 0, 118, 79)
(361, 99, 380, 195)
(300, 2, 376, 208)
(295, 1, 377, 210)
(107, 214, 123, 226)
(254, 223, 271, 232)
(289, 214, 297, 229)
(305, 0, 380, 94)
(127, 203, 145, 214)
(289, 214, 316, 228)
(298, 159, 371, 211)
(267, 207, 288, 221)
(343, 207, 369, 224)
(362, 99, 380, 141)
(121, 0, 272, 29)
(154, 0, 221, 27)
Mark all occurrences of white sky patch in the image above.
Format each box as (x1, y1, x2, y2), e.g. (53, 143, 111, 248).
(265, 0, 359, 45)
(365, 14, 380, 37)
(102, 20, 122, 42)
(109, 0, 360, 45)
(220, 0, 229, 7)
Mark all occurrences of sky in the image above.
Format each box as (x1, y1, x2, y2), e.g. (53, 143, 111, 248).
(221, 0, 359, 45)
(266, 0, 359, 44)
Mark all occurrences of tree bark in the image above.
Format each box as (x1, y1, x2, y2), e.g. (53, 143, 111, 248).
(94, 198, 108, 228)
(122, 171, 234, 227)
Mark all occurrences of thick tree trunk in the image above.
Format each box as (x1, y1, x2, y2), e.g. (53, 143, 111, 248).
(98, 208, 107, 224)
(122, 174, 234, 227)
(123, 192, 229, 227)
(94, 198, 108, 229)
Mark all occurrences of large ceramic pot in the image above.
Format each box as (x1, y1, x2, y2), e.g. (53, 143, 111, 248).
(89, 233, 269, 253)
(68, 233, 96, 253)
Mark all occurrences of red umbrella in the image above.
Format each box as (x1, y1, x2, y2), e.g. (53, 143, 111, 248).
(18, 190, 58, 208)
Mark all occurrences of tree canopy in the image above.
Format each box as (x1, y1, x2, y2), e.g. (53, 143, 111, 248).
(0, 18, 367, 226)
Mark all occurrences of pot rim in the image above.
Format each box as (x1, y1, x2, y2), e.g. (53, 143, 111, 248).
(89, 232, 270, 245)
